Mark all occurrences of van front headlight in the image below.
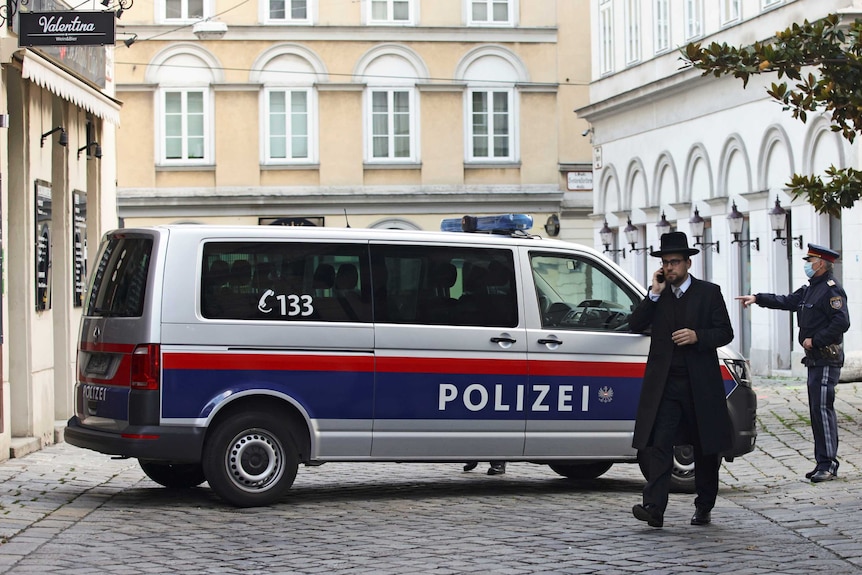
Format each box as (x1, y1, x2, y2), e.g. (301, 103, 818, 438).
(723, 358, 752, 388)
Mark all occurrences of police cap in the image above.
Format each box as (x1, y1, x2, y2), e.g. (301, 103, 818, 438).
(803, 243, 840, 263)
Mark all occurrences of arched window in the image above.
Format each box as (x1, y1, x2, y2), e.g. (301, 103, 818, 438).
(356, 45, 426, 164)
(147, 45, 222, 166)
(456, 48, 526, 164)
(252, 45, 325, 165)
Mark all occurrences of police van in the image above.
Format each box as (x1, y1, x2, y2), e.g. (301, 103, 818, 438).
(65, 215, 757, 507)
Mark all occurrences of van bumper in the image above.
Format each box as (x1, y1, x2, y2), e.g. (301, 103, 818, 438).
(64, 416, 205, 463)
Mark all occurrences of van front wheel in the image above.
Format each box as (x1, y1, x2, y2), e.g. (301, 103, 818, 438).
(203, 412, 299, 507)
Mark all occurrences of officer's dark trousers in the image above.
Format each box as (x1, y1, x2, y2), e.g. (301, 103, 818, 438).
(807, 365, 840, 475)
(643, 374, 721, 513)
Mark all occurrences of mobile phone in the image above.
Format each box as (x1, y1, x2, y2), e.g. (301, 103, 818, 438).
(656, 272, 665, 283)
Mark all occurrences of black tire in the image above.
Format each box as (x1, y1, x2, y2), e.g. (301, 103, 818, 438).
(139, 461, 206, 489)
(636, 446, 696, 494)
(203, 411, 299, 507)
(548, 461, 613, 480)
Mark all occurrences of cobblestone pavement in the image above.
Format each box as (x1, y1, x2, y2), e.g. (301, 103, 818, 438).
(1, 377, 862, 574)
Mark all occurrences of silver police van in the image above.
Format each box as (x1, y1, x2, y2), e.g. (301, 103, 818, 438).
(65, 216, 757, 507)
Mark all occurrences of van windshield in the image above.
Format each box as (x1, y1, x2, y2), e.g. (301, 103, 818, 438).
(86, 236, 153, 317)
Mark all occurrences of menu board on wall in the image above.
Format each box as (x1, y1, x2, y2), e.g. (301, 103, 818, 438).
(73, 190, 87, 307)
(35, 180, 53, 312)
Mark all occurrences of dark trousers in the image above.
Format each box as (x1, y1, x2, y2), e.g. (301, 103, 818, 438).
(807, 365, 840, 474)
(642, 374, 720, 513)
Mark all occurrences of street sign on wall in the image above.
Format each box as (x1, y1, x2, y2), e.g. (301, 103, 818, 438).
(19, 11, 115, 47)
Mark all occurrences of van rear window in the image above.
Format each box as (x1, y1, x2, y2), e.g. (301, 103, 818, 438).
(86, 237, 153, 317)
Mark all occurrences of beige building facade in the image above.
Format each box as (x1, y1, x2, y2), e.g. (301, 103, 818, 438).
(0, 6, 120, 459)
(113, 0, 594, 241)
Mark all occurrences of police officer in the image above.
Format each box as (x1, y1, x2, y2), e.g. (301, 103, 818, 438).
(737, 244, 851, 483)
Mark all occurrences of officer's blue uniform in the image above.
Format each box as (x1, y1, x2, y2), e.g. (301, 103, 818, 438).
(754, 244, 850, 479)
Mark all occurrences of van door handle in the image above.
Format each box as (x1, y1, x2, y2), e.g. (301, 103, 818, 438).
(490, 336, 517, 344)
(538, 337, 563, 345)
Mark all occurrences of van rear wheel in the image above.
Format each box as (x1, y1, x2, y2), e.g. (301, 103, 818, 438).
(548, 461, 613, 480)
(139, 461, 206, 489)
(203, 411, 299, 507)
(636, 446, 696, 493)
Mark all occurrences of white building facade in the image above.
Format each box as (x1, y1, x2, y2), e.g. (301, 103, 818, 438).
(577, 0, 862, 379)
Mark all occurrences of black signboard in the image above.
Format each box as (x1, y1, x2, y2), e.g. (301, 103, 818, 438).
(19, 11, 115, 47)
(73, 190, 87, 307)
(35, 181, 53, 312)
(260, 217, 324, 226)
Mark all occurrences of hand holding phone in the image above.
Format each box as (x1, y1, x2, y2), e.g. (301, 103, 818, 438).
(656, 272, 665, 283)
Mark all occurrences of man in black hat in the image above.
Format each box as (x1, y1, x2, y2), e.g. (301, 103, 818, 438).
(737, 243, 850, 483)
(629, 231, 734, 528)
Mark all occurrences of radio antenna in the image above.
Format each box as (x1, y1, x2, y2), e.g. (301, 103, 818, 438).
(343, 208, 351, 228)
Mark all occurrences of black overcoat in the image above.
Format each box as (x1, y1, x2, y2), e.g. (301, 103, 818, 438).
(629, 276, 735, 455)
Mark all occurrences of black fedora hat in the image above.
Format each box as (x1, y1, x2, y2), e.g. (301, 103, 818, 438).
(650, 231, 699, 258)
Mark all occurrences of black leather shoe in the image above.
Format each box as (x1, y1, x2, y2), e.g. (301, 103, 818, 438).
(487, 463, 506, 475)
(632, 504, 663, 528)
(805, 468, 818, 479)
(810, 470, 836, 483)
(463, 462, 478, 472)
(690, 508, 711, 526)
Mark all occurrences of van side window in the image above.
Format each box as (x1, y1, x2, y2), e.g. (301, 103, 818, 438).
(86, 237, 153, 317)
(201, 242, 371, 322)
(370, 245, 517, 327)
(530, 252, 640, 332)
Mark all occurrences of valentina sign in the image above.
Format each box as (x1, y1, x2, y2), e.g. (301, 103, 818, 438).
(19, 11, 116, 47)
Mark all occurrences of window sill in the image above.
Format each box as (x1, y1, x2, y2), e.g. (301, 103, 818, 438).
(261, 163, 320, 171)
(363, 162, 422, 170)
(156, 163, 215, 172)
(464, 161, 521, 169)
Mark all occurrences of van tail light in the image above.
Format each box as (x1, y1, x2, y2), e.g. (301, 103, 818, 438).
(131, 344, 160, 390)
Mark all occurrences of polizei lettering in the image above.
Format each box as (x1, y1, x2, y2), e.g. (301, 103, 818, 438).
(438, 383, 591, 412)
(38, 15, 97, 34)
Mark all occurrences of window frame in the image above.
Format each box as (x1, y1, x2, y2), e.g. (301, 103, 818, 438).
(160, 0, 209, 23)
(262, 86, 318, 165)
(624, 0, 641, 65)
(158, 87, 212, 166)
(263, 0, 312, 24)
(721, 0, 740, 26)
(653, 0, 670, 54)
(365, 87, 418, 164)
(366, 0, 415, 25)
(684, 0, 704, 40)
(467, 0, 515, 27)
(598, 0, 614, 76)
(466, 87, 515, 163)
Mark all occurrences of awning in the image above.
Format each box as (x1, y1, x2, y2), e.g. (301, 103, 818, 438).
(22, 52, 121, 126)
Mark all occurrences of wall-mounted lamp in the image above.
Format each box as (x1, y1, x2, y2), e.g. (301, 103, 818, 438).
(624, 217, 651, 254)
(41, 126, 67, 147)
(77, 141, 102, 159)
(689, 208, 720, 253)
(599, 219, 626, 259)
(767, 196, 803, 248)
(544, 214, 560, 237)
(728, 201, 760, 251)
(656, 211, 672, 238)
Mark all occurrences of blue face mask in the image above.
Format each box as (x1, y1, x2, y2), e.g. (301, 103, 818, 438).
(804, 261, 816, 278)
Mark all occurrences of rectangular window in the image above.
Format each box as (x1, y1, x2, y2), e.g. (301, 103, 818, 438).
(201, 242, 371, 322)
(370, 245, 517, 327)
(469, 0, 512, 25)
(530, 252, 639, 332)
(370, 89, 412, 160)
(599, 0, 613, 75)
(266, 89, 310, 161)
(624, 0, 640, 64)
(87, 236, 153, 318)
(685, 0, 703, 40)
(470, 90, 511, 161)
(721, 0, 740, 25)
(163, 90, 206, 162)
(654, 0, 670, 53)
(369, 0, 412, 23)
(269, 0, 309, 22)
(761, 0, 782, 8)
(165, 0, 203, 20)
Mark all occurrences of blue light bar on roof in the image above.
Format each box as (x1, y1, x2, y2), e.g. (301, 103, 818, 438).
(440, 214, 534, 233)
